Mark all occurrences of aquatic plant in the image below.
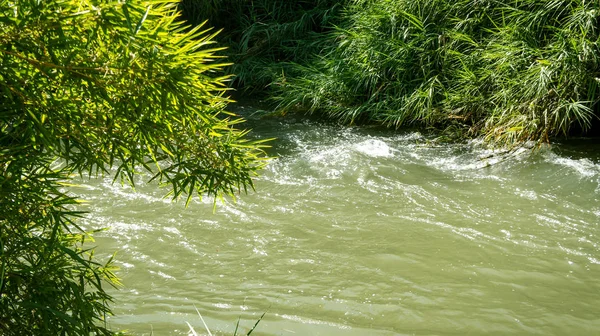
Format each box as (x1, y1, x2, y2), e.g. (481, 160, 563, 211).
(0, 1, 267, 334)
(195, 0, 599, 145)
(180, 0, 346, 93)
(186, 305, 266, 336)
(275, 0, 600, 145)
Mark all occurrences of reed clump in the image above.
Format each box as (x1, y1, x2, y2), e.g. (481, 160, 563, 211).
(180, 0, 345, 93)
(186, 0, 600, 146)
(274, 0, 600, 146)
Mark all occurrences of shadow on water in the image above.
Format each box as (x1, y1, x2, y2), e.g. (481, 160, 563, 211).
(552, 137, 600, 163)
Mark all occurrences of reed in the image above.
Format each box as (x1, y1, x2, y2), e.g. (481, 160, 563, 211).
(189, 0, 600, 145)
(186, 305, 265, 336)
(273, 0, 600, 145)
(180, 0, 346, 93)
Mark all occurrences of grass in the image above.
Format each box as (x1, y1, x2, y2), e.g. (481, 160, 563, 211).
(186, 305, 266, 336)
(274, 0, 600, 146)
(182, 0, 600, 147)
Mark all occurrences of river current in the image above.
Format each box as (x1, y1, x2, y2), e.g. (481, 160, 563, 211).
(74, 107, 600, 335)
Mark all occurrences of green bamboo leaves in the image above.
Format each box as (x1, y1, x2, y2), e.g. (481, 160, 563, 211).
(0, 1, 267, 334)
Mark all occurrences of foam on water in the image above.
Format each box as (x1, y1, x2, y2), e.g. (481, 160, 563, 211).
(544, 152, 600, 178)
(353, 139, 394, 158)
(71, 116, 600, 336)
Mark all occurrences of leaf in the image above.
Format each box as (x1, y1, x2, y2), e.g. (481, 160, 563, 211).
(121, 3, 134, 33)
(134, 5, 151, 36)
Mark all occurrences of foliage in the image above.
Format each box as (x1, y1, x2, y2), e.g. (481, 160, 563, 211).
(186, 305, 265, 336)
(180, 0, 346, 93)
(0, 0, 267, 334)
(266, 0, 600, 145)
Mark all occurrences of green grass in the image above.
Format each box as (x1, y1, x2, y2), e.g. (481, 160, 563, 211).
(273, 0, 600, 146)
(182, 0, 600, 146)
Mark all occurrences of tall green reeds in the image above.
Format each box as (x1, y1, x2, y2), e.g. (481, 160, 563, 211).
(269, 0, 600, 145)
(180, 0, 346, 92)
(180, 0, 599, 145)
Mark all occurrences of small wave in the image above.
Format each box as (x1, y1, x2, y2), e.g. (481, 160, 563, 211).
(163, 226, 182, 236)
(545, 153, 600, 178)
(105, 220, 153, 234)
(149, 270, 176, 280)
(353, 139, 393, 158)
(279, 314, 351, 330)
(100, 181, 171, 204)
(307, 146, 352, 165)
(392, 132, 424, 142)
(514, 188, 538, 200)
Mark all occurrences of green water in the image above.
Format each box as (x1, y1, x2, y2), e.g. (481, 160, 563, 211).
(75, 107, 600, 335)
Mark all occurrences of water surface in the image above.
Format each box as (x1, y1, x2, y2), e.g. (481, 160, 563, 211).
(75, 107, 600, 335)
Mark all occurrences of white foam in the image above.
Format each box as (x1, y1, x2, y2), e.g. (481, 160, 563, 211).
(546, 153, 600, 178)
(279, 314, 351, 330)
(308, 146, 351, 164)
(149, 270, 176, 280)
(353, 139, 393, 158)
(515, 188, 538, 200)
(163, 226, 181, 235)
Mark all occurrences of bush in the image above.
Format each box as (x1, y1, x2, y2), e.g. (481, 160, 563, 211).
(268, 0, 600, 145)
(0, 1, 267, 334)
(180, 0, 347, 93)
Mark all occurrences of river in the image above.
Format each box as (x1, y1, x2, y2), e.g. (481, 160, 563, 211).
(74, 106, 600, 335)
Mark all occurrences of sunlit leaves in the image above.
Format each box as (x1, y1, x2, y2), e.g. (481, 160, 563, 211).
(0, 1, 267, 334)
(271, 0, 600, 146)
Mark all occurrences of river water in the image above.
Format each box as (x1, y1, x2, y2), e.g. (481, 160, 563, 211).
(74, 107, 600, 335)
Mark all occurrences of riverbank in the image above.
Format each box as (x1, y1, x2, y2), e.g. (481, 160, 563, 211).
(181, 0, 600, 147)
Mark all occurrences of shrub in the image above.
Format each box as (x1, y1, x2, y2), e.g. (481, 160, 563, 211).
(0, 1, 267, 334)
(271, 0, 600, 145)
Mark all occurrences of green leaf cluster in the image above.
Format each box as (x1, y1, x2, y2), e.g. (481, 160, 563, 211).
(273, 0, 600, 145)
(180, 0, 345, 93)
(201, 0, 599, 146)
(0, 0, 267, 334)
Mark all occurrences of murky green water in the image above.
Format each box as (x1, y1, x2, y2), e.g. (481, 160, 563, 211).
(74, 107, 600, 335)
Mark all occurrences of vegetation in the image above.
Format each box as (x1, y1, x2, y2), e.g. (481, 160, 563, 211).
(180, 0, 346, 93)
(2, 0, 597, 333)
(0, 1, 266, 334)
(186, 305, 265, 336)
(185, 0, 600, 146)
